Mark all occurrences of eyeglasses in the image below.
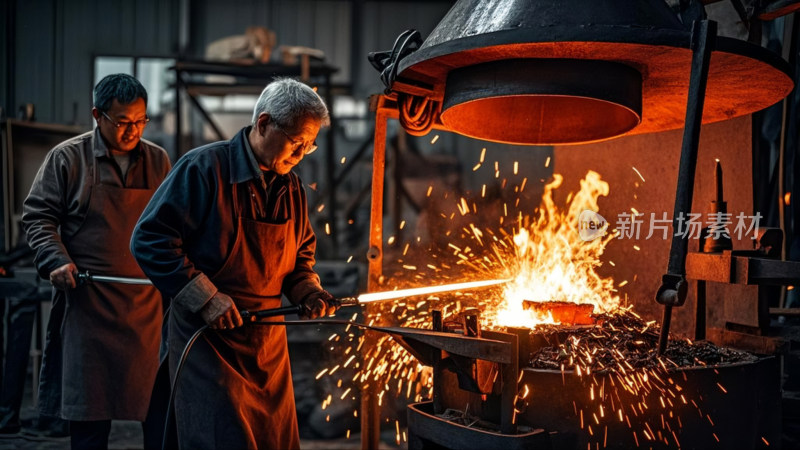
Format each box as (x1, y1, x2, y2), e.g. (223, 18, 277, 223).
(273, 122, 317, 155)
(101, 111, 150, 130)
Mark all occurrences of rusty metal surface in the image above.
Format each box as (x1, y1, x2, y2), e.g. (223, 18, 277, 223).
(758, 0, 800, 20)
(368, 98, 390, 290)
(394, 0, 792, 141)
(383, 326, 514, 365)
(362, 98, 392, 450)
(707, 327, 787, 354)
(686, 251, 800, 285)
(401, 327, 521, 435)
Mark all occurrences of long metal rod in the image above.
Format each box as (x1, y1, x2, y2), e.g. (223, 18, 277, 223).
(668, 20, 715, 276)
(368, 97, 390, 288)
(777, 14, 797, 308)
(362, 97, 390, 450)
(77, 272, 153, 285)
(657, 20, 716, 355)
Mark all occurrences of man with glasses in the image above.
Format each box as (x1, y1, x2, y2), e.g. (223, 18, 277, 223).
(131, 78, 337, 449)
(22, 73, 171, 449)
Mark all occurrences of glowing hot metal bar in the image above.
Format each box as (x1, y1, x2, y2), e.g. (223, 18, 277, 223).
(338, 278, 510, 306)
(240, 278, 510, 320)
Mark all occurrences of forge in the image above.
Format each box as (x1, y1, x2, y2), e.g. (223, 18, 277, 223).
(352, 0, 800, 448)
(340, 161, 788, 449)
(394, 308, 776, 449)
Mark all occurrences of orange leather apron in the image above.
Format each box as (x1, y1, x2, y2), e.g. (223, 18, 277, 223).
(60, 150, 162, 420)
(169, 182, 300, 450)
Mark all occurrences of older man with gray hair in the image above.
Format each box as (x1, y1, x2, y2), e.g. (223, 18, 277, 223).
(131, 78, 337, 449)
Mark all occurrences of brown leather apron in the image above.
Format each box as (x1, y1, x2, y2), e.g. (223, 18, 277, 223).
(169, 182, 300, 450)
(60, 150, 162, 421)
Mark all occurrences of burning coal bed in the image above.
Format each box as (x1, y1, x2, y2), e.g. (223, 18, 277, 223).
(525, 308, 755, 372)
(321, 170, 775, 448)
(500, 306, 767, 449)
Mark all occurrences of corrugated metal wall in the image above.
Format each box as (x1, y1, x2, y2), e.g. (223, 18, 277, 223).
(7, 0, 178, 125)
(2, 0, 452, 126)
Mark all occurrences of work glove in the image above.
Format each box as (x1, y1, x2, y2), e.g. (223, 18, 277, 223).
(49, 263, 78, 290)
(299, 290, 339, 319)
(200, 291, 244, 330)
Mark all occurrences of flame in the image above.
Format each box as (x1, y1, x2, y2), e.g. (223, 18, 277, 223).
(316, 169, 649, 442)
(487, 171, 620, 328)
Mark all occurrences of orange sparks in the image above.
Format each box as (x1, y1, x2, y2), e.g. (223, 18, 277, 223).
(632, 166, 646, 182)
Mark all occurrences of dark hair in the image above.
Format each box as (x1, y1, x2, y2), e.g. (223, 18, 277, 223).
(93, 74, 148, 112)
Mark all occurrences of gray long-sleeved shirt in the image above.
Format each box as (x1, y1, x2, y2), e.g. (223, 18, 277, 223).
(22, 128, 171, 278)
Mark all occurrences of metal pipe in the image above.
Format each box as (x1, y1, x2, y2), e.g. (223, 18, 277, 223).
(240, 304, 304, 320)
(363, 96, 390, 450)
(656, 20, 716, 355)
(77, 271, 153, 285)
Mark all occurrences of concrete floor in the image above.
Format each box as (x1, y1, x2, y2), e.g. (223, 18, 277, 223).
(0, 392, 398, 450)
(0, 416, 389, 449)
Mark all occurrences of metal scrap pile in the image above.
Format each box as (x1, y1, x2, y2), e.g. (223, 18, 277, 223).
(525, 309, 756, 372)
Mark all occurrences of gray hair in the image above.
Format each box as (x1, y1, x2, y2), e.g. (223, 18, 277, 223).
(251, 78, 329, 130)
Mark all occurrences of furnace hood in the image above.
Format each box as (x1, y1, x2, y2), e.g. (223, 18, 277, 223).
(381, 0, 793, 145)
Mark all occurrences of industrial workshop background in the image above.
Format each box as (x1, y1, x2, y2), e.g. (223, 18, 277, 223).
(2, 0, 800, 449)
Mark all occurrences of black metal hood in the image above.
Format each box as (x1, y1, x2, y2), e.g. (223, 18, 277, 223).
(383, 0, 793, 145)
